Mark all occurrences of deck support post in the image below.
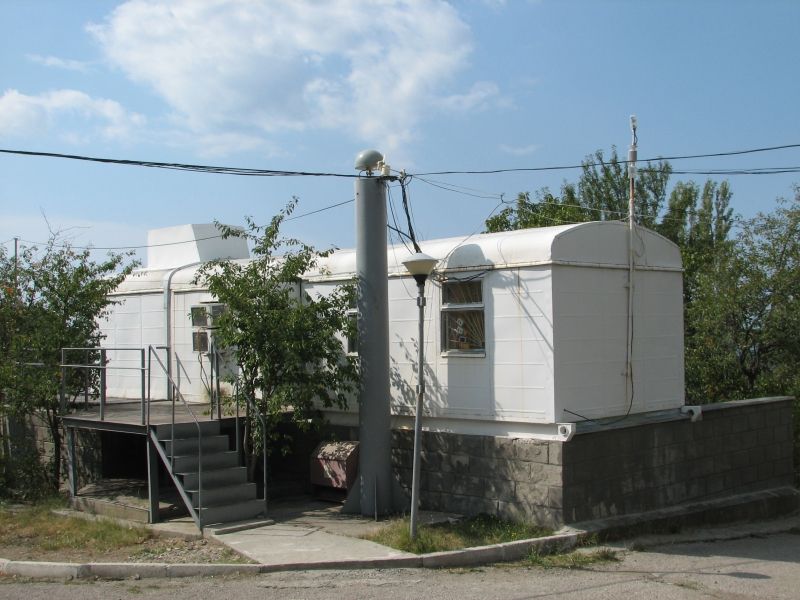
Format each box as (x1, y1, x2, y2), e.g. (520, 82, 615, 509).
(146, 434, 160, 524)
(66, 426, 77, 498)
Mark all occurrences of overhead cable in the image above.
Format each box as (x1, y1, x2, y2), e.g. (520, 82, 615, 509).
(0, 148, 359, 178)
(13, 198, 355, 250)
(411, 143, 800, 176)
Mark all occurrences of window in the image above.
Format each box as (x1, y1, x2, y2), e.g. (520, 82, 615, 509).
(192, 330, 209, 353)
(191, 304, 226, 328)
(190, 306, 208, 327)
(441, 279, 485, 354)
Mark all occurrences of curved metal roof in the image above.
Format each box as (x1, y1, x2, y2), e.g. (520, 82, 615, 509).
(113, 221, 681, 294)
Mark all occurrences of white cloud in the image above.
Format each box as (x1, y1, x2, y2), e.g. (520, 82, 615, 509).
(27, 54, 91, 72)
(499, 143, 539, 156)
(0, 88, 146, 141)
(88, 0, 498, 155)
(440, 81, 504, 113)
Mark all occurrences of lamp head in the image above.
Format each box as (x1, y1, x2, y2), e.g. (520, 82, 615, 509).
(402, 252, 438, 286)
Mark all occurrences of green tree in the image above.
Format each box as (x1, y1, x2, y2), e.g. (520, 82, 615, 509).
(0, 236, 136, 494)
(196, 200, 359, 473)
(485, 148, 672, 233)
(485, 187, 590, 231)
(658, 180, 734, 304)
(685, 192, 800, 404)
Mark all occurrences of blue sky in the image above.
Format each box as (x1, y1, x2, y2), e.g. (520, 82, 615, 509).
(1, 0, 798, 265)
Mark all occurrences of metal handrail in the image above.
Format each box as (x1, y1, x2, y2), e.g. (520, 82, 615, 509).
(209, 343, 268, 515)
(59, 346, 145, 422)
(148, 345, 204, 530)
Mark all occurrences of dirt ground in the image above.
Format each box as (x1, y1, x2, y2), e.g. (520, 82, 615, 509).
(0, 535, 252, 564)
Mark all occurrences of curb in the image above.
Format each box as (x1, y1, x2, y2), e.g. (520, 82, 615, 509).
(2, 486, 797, 580)
(0, 531, 589, 580)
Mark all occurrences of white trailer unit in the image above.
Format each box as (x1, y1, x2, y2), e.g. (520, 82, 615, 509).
(99, 221, 684, 440)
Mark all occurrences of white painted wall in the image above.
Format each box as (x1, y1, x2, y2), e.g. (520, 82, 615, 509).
(100, 293, 165, 400)
(552, 266, 684, 421)
(98, 221, 685, 437)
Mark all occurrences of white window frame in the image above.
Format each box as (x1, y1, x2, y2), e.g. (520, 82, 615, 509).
(440, 276, 486, 357)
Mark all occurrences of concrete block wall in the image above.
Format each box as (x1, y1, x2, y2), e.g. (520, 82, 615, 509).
(6, 414, 102, 490)
(392, 430, 565, 529)
(391, 397, 795, 528)
(562, 397, 795, 522)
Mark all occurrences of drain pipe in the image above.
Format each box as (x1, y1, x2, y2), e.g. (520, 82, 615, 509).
(626, 115, 638, 408)
(162, 262, 203, 400)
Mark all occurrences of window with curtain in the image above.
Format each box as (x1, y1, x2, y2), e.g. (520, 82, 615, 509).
(441, 278, 485, 354)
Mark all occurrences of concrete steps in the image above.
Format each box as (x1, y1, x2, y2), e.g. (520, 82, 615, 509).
(154, 421, 265, 527)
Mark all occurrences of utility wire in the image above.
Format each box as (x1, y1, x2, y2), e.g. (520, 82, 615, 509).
(387, 185, 414, 254)
(649, 166, 800, 176)
(285, 198, 353, 221)
(398, 175, 422, 253)
(0, 148, 359, 178)
(412, 143, 800, 176)
(13, 198, 355, 250)
(3, 144, 799, 180)
(415, 176, 505, 199)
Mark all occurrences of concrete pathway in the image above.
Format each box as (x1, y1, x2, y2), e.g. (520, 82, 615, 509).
(214, 522, 416, 566)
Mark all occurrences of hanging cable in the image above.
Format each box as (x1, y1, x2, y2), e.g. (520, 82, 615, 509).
(12, 197, 355, 250)
(0, 148, 359, 178)
(411, 143, 800, 176)
(399, 174, 422, 253)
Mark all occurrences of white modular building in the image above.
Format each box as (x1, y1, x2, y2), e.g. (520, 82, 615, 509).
(100, 221, 685, 440)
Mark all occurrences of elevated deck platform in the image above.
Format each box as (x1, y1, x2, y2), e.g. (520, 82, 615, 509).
(63, 399, 221, 435)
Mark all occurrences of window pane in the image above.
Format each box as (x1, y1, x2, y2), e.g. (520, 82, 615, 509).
(190, 306, 208, 327)
(442, 280, 482, 304)
(192, 331, 209, 353)
(442, 310, 485, 351)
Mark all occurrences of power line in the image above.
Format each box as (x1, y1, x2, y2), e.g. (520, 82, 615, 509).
(398, 176, 422, 253)
(650, 166, 800, 176)
(412, 143, 800, 176)
(414, 175, 505, 199)
(13, 198, 355, 250)
(4, 144, 799, 182)
(0, 148, 359, 178)
(285, 198, 353, 221)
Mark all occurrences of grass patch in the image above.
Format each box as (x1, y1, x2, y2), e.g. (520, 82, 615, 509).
(0, 498, 152, 552)
(527, 548, 620, 569)
(364, 514, 551, 554)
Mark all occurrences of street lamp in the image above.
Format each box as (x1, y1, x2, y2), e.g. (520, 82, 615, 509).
(402, 251, 438, 540)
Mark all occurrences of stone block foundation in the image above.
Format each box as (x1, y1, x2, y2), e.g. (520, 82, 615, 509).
(391, 397, 795, 529)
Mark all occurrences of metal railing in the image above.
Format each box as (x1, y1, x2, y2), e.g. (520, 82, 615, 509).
(147, 345, 205, 530)
(59, 347, 146, 423)
(208, 343, 268, 515)
(53, 343, 269, 527)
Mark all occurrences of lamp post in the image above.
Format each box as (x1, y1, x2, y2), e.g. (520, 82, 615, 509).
(402, 252, 438, 540)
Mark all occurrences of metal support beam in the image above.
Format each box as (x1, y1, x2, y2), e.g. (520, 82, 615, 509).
(355, 174, 392, 517)
(146, 435, 160, 524)
(66, 427, 77, 498)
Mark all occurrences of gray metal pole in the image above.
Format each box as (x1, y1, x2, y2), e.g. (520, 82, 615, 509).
(355, 174, 392, 517)
(99, 349, 106, 422)
(409, 282, 426, 538)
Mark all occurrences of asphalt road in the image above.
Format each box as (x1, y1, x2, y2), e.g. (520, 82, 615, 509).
(1, 530, 799, 599)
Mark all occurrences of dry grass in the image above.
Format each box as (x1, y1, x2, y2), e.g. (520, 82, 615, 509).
(0, 499, 151, 553)
(364, 514, 551, 555)
(0, 498, 253, 564)
(526, 547, 620, 569)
